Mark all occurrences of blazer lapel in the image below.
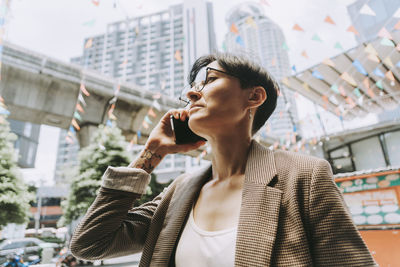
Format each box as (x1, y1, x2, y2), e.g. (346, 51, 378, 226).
(150, 164, 212, 266)
(235, 141, 282, 267)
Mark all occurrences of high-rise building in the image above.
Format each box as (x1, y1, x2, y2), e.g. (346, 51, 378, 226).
(9, 119, 40, 168)
(69, 0, 216, 182)
(54, 129, 79, 185)
(347, 0, 400, 122)
(224, 2, 298, 137)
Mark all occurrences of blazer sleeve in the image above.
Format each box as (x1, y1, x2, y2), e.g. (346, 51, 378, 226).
(308, 160, 377, 267)
(70, 166, 167, 260)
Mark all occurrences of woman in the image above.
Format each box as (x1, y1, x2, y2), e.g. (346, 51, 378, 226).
(70, 53, 376, 266)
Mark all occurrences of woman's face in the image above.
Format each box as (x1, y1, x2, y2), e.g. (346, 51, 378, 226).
(187, 61, 251, 137)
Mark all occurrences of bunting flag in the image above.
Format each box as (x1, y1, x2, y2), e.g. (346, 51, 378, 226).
(236, 35, 245, 47)
(334, 42, 343, 50)
(76, 103, 84, 113)
(230, 23, 239, 34)
(360, 4, 376, 16)
(373, 67, 385, 78)
(69, 126, 76, 134)
(259, 0, 270, 6)
(334, 107, 341, 116)
(137, 130, 141, 139)
(363, 78, 370, 89)
(92, 0, 100, 6)
(396, 60, 400, 68)
(352, 59, 368, 75)
(271, 58, 276, 66)
(84, 38, 93, 49)
(301, 50, 308, 59)
(340, 72, 357, 86)
(74, 111, 82, 121)
(292, 23, 304, 31)
(322, 95, 329, 104)
(282, 42, 289, 51)
(365, 43, 378, 55)
(353, 88, 361, 97)
(378, 27, 392, 40)
(131, 134, 138, 146)
(0, 106, 9, 115)
(311, 70, 324, 80)
(148, 108, 157, 118)
(245, 16, 257, 28)
(347, 25, 359, 35)
(292, 65, 297, 72)
(106, 120, 113, 127)
(152, 92, 161, 99)
(381, 38, 394, 47)
(66, 136, 74, 145)
(78, 94, 87, 106)
(376, 80, 384, 90)
(174, 50, 182, 63)
(395, 20, 400, 30)
(82, 19, 96, 27)
(367, 88, 375, 98)
(108, 113, 117, 120)
(281, 77, 290, 87)
(357, 95, 364, 105)
(142, 120, 149, 129)
(394, 7, 400, 18)
(71, 118, 80, 131)
(345, 97, 356, 108)
(142, 115, 152, 125)
(311, 34, 322, 42)
(322, 58, 335, 67)
(385, 70, 395, 82)
(396, 43, 400, 51)
(152, 100, 161, 111)
(135, 26, 140, 36)
(331, 84, 339, 93)
(338, 85, 347, 96)
(114, 84, 120, 96)
(119, 59, 128, 66)
(367, 54, 380, 62)
(80, 83, 90, 96)
(302, 82, 310, 91)
(324, 15, 335, 25)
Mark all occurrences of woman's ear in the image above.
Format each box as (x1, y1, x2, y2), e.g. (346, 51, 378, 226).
(248, 86, 267, 108)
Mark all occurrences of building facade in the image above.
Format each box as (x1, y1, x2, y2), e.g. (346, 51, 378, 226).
(347, 0, 400, 122)
(70, 1, 216, 181)
(224, 2, 298, 138)
(9, 119, 40, 168)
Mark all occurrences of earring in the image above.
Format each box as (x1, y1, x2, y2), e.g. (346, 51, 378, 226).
(249, 109, 252, 119)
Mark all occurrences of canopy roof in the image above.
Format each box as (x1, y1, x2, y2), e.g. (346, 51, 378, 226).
(283, 29, 400, 120)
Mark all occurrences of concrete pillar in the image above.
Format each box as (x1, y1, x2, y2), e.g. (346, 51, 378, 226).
(76, 123, 99, 148)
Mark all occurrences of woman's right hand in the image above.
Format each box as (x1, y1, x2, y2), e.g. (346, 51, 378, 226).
(144, 109, 206, 157)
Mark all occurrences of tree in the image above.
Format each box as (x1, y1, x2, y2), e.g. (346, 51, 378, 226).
(0, 103, 33, 229)
(61, 124, 133, 225)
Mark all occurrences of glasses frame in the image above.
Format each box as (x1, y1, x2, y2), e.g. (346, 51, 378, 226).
(179, 67, 238, 107)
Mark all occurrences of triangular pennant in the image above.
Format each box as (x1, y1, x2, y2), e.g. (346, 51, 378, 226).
(148, 108, 157, 118)
(152, 100, 161, 111)
(396, 60, 400, 68)
(142, 120, 149, 129)
(322, 95, 329, 104)
(334, 42, 343, 50)
(106, 119, 113, 127)
(330, 84, 339, 94)
(376, 80, 384, 90)
(302, 82, 310, 91)
(259, 0, 270, 6)
(71, 119, 80, 131)
(78, 94, 87, 106)
(395, 20, 400, 30)
(345, 97, 356, 108)
(385, 70, 395, 81)
(340, 72, 357, 86)
(301, 50, 308, 59)
(282, 42, 289, 51)
(324, 15, 335, 25)
(230, 23, 239, 34)
(311, 34, 322, 42)
(311, 70, 324, 80)
(357, 95, 364, 105)
(352, 59, 368, 75)
(364, 43, 378, 55)
(80, 83, 90, 96)
(367, 88, 375, 98)
(144, 115, 152, 124)
(373, 67, 385, 78)
(281, 77, 290, 87)
(347, 25, 359, 35)
(271, 58, 277, 66)
(396, 43, 400, 52)
(76, 103, 84, 113)
(245, 16, 257, 28)
(392, 7, 400, 18)
(367, 54, 380, 63)
(84, 38, 93, 49)
(82, 19, 96, 27)
(292, 65, 297, 72)
(323, 58, 335, 67)
(292, 23, 304, 31)
(174, 50, 183, 63)
(338, 86, 347, 96)
(360, 4, 376, 16)
(381, 38, 394, 47)
(378, 27, 392, 40)
(109, 113, 117, 120)
(383, 57, 394, 68)
(363, 78, 370, 89)
(91, 0, 100, 7)
(353, 88, 361, 98)
(137, 130, 141, 139)
(74, 111, 82, 121)
(236, 35, 245, 47)
(152, 92, 161, 99)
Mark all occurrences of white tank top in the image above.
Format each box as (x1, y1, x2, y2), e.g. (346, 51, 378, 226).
(175, 207, 238, 267)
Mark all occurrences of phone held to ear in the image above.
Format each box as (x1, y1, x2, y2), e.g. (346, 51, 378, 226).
(170, 115, 207, 144)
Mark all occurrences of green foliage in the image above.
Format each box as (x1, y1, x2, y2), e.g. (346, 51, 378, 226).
(0, 112, 34, 229)
(134, 173, 172, 206)
(61, 125, 133, 225)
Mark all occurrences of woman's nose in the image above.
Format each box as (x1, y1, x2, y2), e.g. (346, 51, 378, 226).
(186, 89, 202, 103)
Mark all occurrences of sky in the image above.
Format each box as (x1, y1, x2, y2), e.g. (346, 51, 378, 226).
(5, 0, 380, 185)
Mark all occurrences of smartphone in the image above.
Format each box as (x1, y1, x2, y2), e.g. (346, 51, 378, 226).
(170, 115, 206, 144)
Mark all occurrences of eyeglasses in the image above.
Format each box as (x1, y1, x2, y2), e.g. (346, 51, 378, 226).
(178, 67, 237, 107)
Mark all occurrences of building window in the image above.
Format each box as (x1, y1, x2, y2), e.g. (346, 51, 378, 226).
(384, 130, 400, 166)
(351, 136, 386, 170)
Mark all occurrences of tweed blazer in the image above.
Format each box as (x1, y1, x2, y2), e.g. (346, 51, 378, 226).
(70, 140, 376, 267)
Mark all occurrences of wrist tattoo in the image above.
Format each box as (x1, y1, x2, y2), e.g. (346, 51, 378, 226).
(141, 149, 162, 161)
(132, 148, 163, 173)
